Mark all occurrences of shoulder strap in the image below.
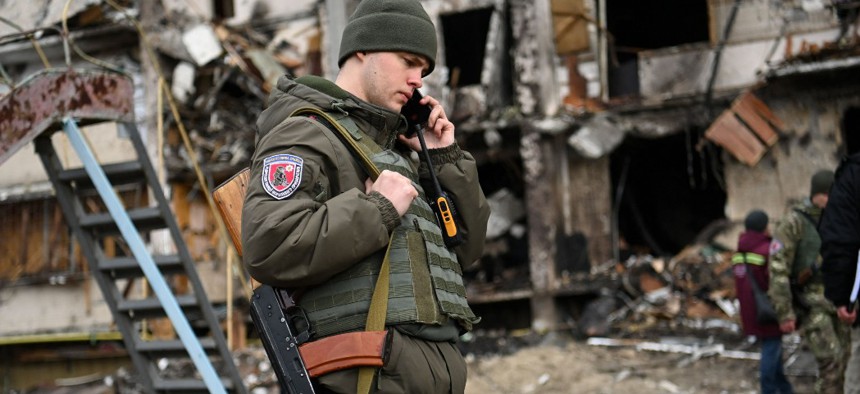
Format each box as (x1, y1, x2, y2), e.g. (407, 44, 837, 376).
(793, 207, 819, 232)
(289, 107, 382, 180)
(289, 107, 390, 394)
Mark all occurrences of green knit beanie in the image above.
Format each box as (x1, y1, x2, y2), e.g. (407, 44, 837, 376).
(810, 169, 834, 197)
(338, 0, 437, 75)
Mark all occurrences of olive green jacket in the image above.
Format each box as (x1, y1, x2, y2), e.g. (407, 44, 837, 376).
(242, 75, 489, 291)
(768, 200, 834, 323)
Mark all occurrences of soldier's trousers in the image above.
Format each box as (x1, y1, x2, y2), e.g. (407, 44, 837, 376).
(802, 309, 850, 394)
(315, 329, 467, 394)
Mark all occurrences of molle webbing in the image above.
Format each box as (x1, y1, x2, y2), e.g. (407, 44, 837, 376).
(291, 108, 477, 338)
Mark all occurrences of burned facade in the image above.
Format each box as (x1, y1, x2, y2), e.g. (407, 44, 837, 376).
(1, 0, 859, 391)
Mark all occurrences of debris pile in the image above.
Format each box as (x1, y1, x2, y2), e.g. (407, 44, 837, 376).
(465, 187, 529, 292)
(598, 241, 741, 338)
(138, 4, 324, 183)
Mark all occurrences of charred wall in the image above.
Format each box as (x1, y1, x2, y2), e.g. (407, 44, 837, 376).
(722, 65, 860, 222)
(605, 0, 710, 98)
(610, 130, 727, 256)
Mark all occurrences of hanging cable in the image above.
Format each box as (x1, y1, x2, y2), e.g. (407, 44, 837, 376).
(762, 16, 790, 73)
(685, 127, 697, 189)
(0, 16, 52, 69)
(99, 0, 252, 299)
(62, 0, 123, 71)
(704, 0, 741, 117)
(55, 0, 251, 299)
(700, 0, 740, 192)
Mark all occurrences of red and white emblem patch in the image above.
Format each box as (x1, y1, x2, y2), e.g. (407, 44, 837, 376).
(262, 154, 303, 200)
(769, 239, 783, 256)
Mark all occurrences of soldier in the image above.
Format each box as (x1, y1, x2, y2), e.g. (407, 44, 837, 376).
(819, 152, 860, 394)
(241, 0, 490, 393)
(768, 169, 850, 394)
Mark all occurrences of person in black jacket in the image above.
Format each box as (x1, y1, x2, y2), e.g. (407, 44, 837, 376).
(820, 153, 860, 318)
(820, 152, 860, 394)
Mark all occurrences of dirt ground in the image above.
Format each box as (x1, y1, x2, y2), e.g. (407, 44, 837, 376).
(21, 328, 819, 393)
(461, 331, 817, 394)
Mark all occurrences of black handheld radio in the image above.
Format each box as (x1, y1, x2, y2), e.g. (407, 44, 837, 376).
(401, 90, 464, 248)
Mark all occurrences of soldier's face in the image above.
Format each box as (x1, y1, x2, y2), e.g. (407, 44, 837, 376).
(358, 51, 427, 112)
(812, 193, 828, 209)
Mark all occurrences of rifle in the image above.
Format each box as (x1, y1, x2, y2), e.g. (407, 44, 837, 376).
(249, 285, 315, 394)
(212, 170, 316, 394)
(214, 166, 389, 394)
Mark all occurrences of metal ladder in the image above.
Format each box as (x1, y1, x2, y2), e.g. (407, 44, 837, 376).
(9, 69, 246, 393)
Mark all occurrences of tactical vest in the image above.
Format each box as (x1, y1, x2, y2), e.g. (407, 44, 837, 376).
(289, 108, 479, 339)
(790, 209, 822, 279)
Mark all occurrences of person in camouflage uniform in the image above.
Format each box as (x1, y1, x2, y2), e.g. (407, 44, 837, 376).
(769, 169, 850, 394)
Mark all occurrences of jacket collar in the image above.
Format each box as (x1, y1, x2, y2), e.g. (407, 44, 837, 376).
(292, 75, 406, 149)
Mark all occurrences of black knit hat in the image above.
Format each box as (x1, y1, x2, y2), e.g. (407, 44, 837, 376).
(744, 210, 768, 233)
(810, 169, 834, 197)
(338, 0, 437, 75)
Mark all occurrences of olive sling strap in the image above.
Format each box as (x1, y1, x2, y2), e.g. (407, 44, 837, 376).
(290, 107, 388, 394)
(212, 108, 393, 394)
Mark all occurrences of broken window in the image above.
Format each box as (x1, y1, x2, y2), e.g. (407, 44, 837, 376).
(610, 130, 726, 256)
(461, 127, 530, 301)
(605, 0, 710, 98)
(440, 7, 495, 88)
(214, 0, 235, 20)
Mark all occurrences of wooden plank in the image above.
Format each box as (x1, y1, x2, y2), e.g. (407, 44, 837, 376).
(0, 199, 77, 281)
(47, 204, 65, 270)
(733, 94, 778, 146)
(567, 156, 612, 266)
(551, 0, 590, 54)
(19, 205, 30, 269)
(705, 111, 766, 166)
(742, 91, 786, 130)
(212, 168, 250, 257)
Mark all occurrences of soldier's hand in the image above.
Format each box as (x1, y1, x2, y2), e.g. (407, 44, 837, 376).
(779, 319, 796, 333)
(837, 306, 857, 324)
(397, 94, 455, 151)
(796, 268, 812, 285)
(365, 170, 417, 217)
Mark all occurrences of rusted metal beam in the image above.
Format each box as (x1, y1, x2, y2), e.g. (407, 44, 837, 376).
(0, 69, 135, 166)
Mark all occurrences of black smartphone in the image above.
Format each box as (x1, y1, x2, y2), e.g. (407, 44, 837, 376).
(400, 89, 432, 137)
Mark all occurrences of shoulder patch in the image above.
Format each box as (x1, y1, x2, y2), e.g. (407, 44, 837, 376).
(262, 154, 303, 200)
(769, 239, 783, 256)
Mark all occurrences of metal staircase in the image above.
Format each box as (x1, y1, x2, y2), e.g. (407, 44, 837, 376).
(1, 68, 246, 393)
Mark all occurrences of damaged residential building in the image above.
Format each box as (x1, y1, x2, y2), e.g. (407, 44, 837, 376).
(1, 0, 859, 391)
